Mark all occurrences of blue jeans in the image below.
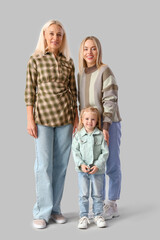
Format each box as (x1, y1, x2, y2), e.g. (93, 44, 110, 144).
(33, 124, 73, 222)
(103, 122, 122, 201)
(78, 172, 104, 218)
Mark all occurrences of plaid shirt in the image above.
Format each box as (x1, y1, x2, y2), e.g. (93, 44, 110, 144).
(25, 52, 77, 127)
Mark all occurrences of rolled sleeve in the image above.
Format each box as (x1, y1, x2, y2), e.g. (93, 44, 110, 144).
(24, 56, 37, 106)
(69, 59, 77, 109)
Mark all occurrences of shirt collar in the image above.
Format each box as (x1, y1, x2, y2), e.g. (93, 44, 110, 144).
(44, 51, 63, 58)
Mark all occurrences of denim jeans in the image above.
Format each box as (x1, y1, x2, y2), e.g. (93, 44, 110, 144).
(78, 172, 105, 218)
(33, 124, 73, 222)
(103, 122, 122, 201)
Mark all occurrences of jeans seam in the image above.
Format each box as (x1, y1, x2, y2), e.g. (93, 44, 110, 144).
(35, 139, 40, 215)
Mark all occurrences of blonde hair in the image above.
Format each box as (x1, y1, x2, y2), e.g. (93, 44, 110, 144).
(78, 107, 101, 131)
(79, 36, 104, 73)
(33, 20, 70, 60)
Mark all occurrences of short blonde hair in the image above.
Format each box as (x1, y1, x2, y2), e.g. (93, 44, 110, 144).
(78, 107, 101, 131)
(33, 20, 70, 60)
(79, 36, 104, 73)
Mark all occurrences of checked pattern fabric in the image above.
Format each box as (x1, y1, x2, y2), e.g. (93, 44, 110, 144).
(25, 52, 77, 127)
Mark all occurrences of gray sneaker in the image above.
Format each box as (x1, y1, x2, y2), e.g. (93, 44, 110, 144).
(103, 203, 119, 220)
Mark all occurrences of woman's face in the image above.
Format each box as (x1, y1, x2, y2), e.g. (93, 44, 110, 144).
(44, 24, 63, 54)
(83, 39, 98, 67)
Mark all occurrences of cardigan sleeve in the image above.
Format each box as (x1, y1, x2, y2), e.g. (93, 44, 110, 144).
(102, 67, 119, 127)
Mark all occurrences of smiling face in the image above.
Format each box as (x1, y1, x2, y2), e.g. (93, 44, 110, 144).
(44, 24, 64, 55)
(83, 39, 98, 67)
(82, 112, 98, 133)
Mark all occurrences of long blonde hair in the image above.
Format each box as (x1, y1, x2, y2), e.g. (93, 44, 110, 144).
(78, 107, 101, 131)
(33, 20, 70, 60)
(79, 36, 104, 73)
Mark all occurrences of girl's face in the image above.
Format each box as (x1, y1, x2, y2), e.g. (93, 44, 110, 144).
(83, 39, 98, 67)
(82, 112, 98, 133)
(44, 24, 63, 55)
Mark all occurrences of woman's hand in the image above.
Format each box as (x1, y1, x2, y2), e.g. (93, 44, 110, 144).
(27, 119, 38, 138)
(103, 129, 109, 146)
(26, 106, 37, 138)
(73, 108, 79, 134)
(81, 164, 90, 173)
(88, 166, 99, 174)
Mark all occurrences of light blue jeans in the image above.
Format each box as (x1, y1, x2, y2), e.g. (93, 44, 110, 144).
(78, 172, 105, 218)
(33, 124, 73, 222)
(103, 122, 122, 201)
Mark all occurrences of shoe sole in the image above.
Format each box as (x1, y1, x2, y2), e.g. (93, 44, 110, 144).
(52, 218, 66, 224)
(97, 225, 107, 228)
(78, 226, 87, 229)
(33, 223, 46, 229)
(105, 214, 119, 220)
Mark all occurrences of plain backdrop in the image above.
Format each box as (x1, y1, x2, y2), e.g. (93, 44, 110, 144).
(0, 0, 160, 239)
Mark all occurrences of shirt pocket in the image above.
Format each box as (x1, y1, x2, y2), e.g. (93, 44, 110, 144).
(38, 65, 61, 94)
(80, 138, 87, 145)
(42, 66, 58, 82)
(60, 61, 72, 80)
(94, 138, 102, 145)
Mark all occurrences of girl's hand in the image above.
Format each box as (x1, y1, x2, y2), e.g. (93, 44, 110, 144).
(81, 164, 90, 173)
(88, 166, 99, 174)
(103, 129, 109, 146)
(27, 119, 38, 138)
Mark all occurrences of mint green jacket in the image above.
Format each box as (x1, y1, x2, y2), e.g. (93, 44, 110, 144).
(72, 127, 109, 174)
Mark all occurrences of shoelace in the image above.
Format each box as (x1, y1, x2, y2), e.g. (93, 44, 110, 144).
(95, 216, 105, 222)
(79, 217, 90, 224)
(103, 204, 110, 211)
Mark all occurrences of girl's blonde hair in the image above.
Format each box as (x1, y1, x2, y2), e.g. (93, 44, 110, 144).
(79, 36, 104, 73)
(33, 20, 70, 60)
(78, 107, 101, 131)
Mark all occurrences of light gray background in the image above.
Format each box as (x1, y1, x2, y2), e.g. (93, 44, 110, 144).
(1, 0, 160, 239)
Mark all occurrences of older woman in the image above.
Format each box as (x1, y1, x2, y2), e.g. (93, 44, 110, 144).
(25, 20, 78, 229)
(78, 36, 122, 221)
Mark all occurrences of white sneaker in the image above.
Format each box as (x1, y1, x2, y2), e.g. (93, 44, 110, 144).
(78, 217, 90, 229)
(103, 203, 119, 220)
(94, 216, 107, 228)
(33, 219, 47, 229)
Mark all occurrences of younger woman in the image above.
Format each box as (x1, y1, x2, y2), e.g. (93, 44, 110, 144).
(78, 36, 122, 219)
(72, 107, 109, 229)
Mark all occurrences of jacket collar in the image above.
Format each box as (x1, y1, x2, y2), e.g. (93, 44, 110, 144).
(80, 127, 101, 137)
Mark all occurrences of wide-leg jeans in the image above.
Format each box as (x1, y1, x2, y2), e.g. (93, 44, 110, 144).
(33, 124, 73, 222)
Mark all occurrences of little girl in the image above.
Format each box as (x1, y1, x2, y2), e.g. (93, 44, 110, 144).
(72, 107, 109, 229)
